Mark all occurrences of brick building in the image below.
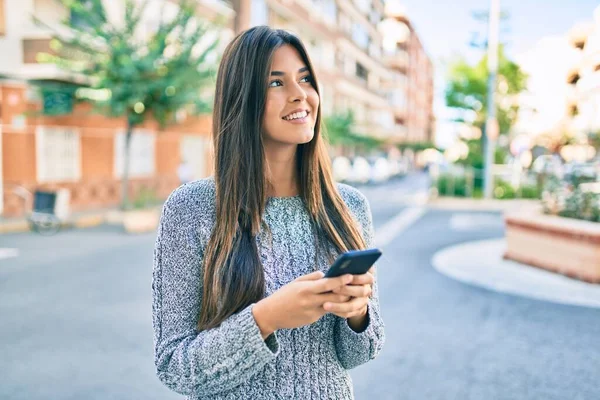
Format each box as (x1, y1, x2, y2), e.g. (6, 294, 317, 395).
(0, 0, 434, 218)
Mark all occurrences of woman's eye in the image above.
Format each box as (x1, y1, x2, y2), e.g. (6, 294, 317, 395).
(269, 80, 283, 87)
(301, 75, 312, 83)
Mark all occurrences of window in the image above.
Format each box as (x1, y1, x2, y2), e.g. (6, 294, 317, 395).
(322, 0, 337, 25)
(180, 135, 211, 180)
(352, 23, 369, 49)
(356, 62, 368, 81)
(0, 0, 5, 36)
(114, 130, 156, 178)
(321, 42, 335, 70)
(36, 127, 81, 183)
(354, 0, 370, 14)
(251, 0, 268, 26)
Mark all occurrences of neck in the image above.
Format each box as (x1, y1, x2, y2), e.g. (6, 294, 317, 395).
(264, 143, 299, 197)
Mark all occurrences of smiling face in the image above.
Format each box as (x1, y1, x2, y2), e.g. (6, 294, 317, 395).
(262, 44, 320, 149)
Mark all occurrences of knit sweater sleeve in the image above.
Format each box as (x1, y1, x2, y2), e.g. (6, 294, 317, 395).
(152, 182, 280, 396)
(333, 185, 386, 369)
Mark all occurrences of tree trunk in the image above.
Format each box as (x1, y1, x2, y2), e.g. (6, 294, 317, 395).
(120, 119, 134, 210)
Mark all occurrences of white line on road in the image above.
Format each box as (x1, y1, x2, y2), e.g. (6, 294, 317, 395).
(0, 248, 19, 260)
(375, 207, 427, 248)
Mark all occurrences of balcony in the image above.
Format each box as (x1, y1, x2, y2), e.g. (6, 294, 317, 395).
(22, 38, 55, 64)
(384, 50, 408, 71)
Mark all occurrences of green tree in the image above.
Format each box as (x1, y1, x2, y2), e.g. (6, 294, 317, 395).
(38, 0, 220, 209)
(445, 46, 527, 134)
(323, 111, 382, 150)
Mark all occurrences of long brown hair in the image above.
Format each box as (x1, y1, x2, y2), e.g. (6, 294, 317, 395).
(198, 26, 367, 331)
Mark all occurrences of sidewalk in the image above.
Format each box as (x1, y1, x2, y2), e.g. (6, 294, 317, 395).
(427, 196, 542, 212)
(432, 238, 600, 309)
(0, 207, 134, 234)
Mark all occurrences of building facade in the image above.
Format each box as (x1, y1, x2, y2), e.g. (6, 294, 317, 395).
(380, 5, 435, 145)
(567, 6, 600, 138)
(0, 0, 434, 218)
(0, 0, 229, 217)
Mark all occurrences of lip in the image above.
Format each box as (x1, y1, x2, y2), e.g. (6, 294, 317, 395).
(282, 108, 310, 120)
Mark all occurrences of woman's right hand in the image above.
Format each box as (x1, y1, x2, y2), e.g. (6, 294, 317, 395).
(252, 271, 353, 339)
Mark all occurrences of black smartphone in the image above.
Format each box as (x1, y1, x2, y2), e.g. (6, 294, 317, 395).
(324, 248, 382, 278)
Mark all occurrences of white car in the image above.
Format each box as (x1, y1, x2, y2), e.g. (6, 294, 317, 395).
(332, 156, 352, 182)
(348, 157, 371, 184)
(371, 157, 391, 183)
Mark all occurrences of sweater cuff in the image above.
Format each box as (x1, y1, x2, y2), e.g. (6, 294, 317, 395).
(243, 304, 280, 356)
(343, 302, 375, 337)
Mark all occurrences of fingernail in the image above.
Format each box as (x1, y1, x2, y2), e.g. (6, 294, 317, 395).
(323, 303, 330, 310)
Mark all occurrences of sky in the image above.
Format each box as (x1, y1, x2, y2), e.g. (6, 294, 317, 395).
(394, 0, 600, 147)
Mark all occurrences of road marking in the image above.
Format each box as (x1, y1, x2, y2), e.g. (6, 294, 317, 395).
(375, 207, 427, 248)
(449, 213, 504, 231)
(0, 248, 19, 260)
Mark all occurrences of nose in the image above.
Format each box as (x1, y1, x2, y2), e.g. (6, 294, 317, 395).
(288, 81, 308, 103)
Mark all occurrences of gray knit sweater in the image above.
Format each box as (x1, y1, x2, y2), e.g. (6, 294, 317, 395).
(152, 177, 385, 399)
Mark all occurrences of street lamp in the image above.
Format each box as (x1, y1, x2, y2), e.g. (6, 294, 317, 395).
(484, 0, 500, 199)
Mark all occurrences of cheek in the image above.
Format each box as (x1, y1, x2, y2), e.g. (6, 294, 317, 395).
(309, 91, 320, 115)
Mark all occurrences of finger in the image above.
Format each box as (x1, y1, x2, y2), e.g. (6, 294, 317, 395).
(295, 270, 325, 282)
(319, 293, 351, 304)
(331, 305, 368, 319)
(310, 274, 353, 294)
(332, 284, 372, 298)
(323, 296, 369, 314)
(349, 272, 374, 285)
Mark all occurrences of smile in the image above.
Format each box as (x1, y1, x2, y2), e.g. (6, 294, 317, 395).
(282, 110, 310, 124)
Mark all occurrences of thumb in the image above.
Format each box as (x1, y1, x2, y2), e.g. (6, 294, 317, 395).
(295, 270, 325, 282)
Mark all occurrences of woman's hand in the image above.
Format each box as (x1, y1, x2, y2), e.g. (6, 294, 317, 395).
(252, 271, 353, 339)
(326, 268, 374, 325)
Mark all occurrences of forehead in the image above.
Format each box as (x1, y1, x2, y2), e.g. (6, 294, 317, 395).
(270, 44, 307, 71)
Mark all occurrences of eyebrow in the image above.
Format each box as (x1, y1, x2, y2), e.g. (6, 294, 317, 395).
(270, 67, 309, 76)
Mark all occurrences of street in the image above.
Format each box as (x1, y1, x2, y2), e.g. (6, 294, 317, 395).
(1, 173, 599, 400)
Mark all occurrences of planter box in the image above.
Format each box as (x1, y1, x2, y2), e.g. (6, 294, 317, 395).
(504, 211, 600, 283)
(122, 209, 160, 234)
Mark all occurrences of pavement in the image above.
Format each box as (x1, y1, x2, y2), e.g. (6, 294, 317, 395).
(432, 238, 600, 309)
(2, 173, 600, 399)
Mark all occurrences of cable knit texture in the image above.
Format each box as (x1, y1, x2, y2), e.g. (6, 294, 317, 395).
(152, 177, 385, 399)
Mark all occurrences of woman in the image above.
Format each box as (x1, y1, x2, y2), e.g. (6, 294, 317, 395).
(152, 26, 385, 399)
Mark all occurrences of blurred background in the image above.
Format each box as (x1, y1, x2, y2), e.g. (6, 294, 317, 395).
(1, 1, 599, 399)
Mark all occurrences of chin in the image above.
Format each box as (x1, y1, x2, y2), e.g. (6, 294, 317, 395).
(296, 131, 314, 144)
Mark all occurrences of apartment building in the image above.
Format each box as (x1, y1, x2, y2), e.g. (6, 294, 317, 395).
(232, 0, 400, 141)
(380, 5, 434, 145)
(566, 5, 600, 138)
(0, 0, 231, 217)
(0, 0, 434, 218)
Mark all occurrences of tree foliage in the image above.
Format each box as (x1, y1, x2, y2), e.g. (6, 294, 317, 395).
(323, 111, 383, 150)
(37, 0, 221, 208)
(445, 45, 527, 134)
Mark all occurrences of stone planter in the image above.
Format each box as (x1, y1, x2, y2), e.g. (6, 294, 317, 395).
(122, 208, 160, 234)
(504, 211, 600, 283)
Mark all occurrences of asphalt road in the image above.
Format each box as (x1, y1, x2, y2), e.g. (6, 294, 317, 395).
(1, 174, 598, 400)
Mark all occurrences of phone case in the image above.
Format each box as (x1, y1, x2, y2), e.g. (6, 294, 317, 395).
(324, 249, 382, 278)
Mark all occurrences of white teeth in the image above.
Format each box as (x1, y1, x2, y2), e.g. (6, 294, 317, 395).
(284, 111, 308, 120)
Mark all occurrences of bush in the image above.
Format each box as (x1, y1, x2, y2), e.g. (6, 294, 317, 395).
(542, 176, 600, 222)
(132, 186, 158, 210)
(436, 174, 469, 197)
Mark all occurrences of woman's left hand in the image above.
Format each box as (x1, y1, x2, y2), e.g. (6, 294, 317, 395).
(324, 267, 374, 319)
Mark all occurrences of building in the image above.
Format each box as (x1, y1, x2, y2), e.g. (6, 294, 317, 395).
(513, 36, 580, 139)
(380, 4, 435, 145)
(0, 0, 231, 218)
(0, 0, 434, 218)
(232, 0, 402, 142)
(566, 7, 600, 138)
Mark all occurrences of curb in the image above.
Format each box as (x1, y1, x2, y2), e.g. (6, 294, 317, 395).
(427, 197, 542, 213)
(431, 238, 600, 309)
(0, 207, 161, 235)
